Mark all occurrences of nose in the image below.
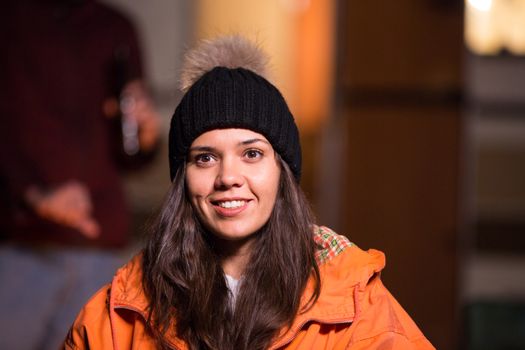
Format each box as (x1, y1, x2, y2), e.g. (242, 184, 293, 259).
(214, 157, 245, 189)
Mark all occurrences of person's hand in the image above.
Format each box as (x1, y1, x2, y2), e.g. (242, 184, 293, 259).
(121, 81, 161, 152)
(24, 181, 100, 239)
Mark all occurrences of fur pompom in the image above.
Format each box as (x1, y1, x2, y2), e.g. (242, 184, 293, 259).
(179, 35, 270, 92)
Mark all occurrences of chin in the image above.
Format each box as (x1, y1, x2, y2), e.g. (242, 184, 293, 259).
(211, 223, 261, 241)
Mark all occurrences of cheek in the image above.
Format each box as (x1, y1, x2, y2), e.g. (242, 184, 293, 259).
(185, 170, 210, 203)
(254, 164, 281, 207)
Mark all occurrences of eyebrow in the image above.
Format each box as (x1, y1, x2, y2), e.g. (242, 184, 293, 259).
(239, 138, 270, 146)
(188, 146, 216, 153)
(188, 138, 270, 152)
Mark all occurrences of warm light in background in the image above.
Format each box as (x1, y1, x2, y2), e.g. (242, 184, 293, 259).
(294, 0, 334, 132)
(468, 0, 492, 12)
(278, 0, 311, 13)
(465, 0, 525, 55)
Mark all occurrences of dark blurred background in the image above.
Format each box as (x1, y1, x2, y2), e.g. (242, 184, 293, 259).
(6, 0, 525, 349)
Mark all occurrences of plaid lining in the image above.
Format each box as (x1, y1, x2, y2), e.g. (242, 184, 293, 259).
(314, 226, 353, 265)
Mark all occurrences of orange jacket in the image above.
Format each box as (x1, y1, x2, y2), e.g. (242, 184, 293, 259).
(64, 226, 435, 349)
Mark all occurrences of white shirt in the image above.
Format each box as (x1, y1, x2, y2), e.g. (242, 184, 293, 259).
(225, 274, 240, 308)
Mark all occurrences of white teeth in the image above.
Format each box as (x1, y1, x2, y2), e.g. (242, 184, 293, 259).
(217, 200, 245, 209)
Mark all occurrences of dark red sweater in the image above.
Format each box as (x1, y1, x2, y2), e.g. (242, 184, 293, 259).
(0, 0, 143, 247)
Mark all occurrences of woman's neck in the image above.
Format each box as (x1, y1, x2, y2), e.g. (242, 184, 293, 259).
(215, 236, 255, 279)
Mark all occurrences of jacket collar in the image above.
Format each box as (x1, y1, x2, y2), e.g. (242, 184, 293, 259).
(109, 228, 385, 349)
(108, 254, 188, 350)
(270, 241, 385, 348)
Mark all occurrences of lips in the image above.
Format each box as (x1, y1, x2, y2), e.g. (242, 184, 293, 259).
(217, 200, 246, 209)
(211, 198, 251, 217)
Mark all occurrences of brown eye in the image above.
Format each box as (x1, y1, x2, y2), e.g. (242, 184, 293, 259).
(195, 153, 216, 166)
(245, 149, 263, 160)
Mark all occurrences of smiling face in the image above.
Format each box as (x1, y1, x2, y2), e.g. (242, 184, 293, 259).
(185, 128, 281, 245)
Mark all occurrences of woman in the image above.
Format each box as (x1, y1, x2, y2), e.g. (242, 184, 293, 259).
(64, 36, 434, 350)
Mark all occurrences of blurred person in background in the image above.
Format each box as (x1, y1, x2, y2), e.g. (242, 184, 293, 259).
(0, 0, 160, 349)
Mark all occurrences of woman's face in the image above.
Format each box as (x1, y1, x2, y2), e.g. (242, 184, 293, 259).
(185, 128, 281, 243)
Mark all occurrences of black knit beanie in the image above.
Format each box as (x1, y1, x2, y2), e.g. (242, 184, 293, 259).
(168, 40, 301, 182)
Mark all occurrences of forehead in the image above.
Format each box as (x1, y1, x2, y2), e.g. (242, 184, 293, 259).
(190, 128, 270, 146)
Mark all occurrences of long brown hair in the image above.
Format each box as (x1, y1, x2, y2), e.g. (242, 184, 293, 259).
(142, 156, 321, 350)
